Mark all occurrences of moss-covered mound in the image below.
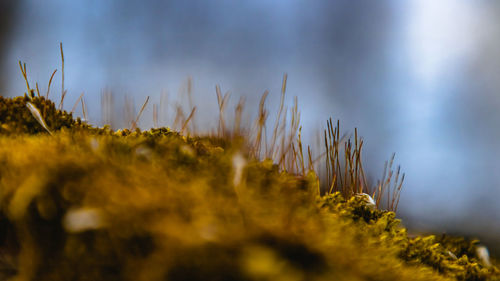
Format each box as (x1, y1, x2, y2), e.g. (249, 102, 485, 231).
(0, 95, 498, 281)
(0, 95, 89, 135)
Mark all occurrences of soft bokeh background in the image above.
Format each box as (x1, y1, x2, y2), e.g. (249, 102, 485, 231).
(1, 1, 500, 254)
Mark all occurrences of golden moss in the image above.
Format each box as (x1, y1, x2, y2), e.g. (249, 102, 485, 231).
(0, 95, 497, 281)
(0, 94, 86, 135)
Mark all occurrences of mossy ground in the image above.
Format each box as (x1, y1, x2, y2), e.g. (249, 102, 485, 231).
(0, 95, 498, 281)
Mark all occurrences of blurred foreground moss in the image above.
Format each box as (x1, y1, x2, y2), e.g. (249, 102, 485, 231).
(0, 96, 498, 281)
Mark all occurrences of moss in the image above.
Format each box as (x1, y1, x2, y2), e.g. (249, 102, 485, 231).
(0, 94, 86, 134)
(401, 234, 499, 281)
(0, 95, 498, 281)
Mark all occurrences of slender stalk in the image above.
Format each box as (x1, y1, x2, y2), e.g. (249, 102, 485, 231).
(59, 42, 66, 110)
(46, 69, 57, 99)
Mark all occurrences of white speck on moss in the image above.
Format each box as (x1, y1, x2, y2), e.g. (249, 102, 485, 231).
(232, 152, 246, 187)
(135, 146, 152, 160)
(447, 250, 458, 260)
(89, 138, 99, 151)
(26, 102, 52, 135)
(476, 245, 491, 267)
(180, 145, 195, 158)
(355, 193, 376, 208)
(63, 208, 104, 233)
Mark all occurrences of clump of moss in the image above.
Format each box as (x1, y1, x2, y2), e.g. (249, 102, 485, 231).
(0, 94, 88, 135)
(0, 94, 498, 281)
(320, 194, 500, 281)
(401, 234, 499, 281)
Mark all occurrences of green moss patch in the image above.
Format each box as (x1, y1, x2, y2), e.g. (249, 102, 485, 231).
(0, 95, 497, 281)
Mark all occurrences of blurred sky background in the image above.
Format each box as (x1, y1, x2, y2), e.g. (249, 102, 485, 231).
(1, 0, 500, 254)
